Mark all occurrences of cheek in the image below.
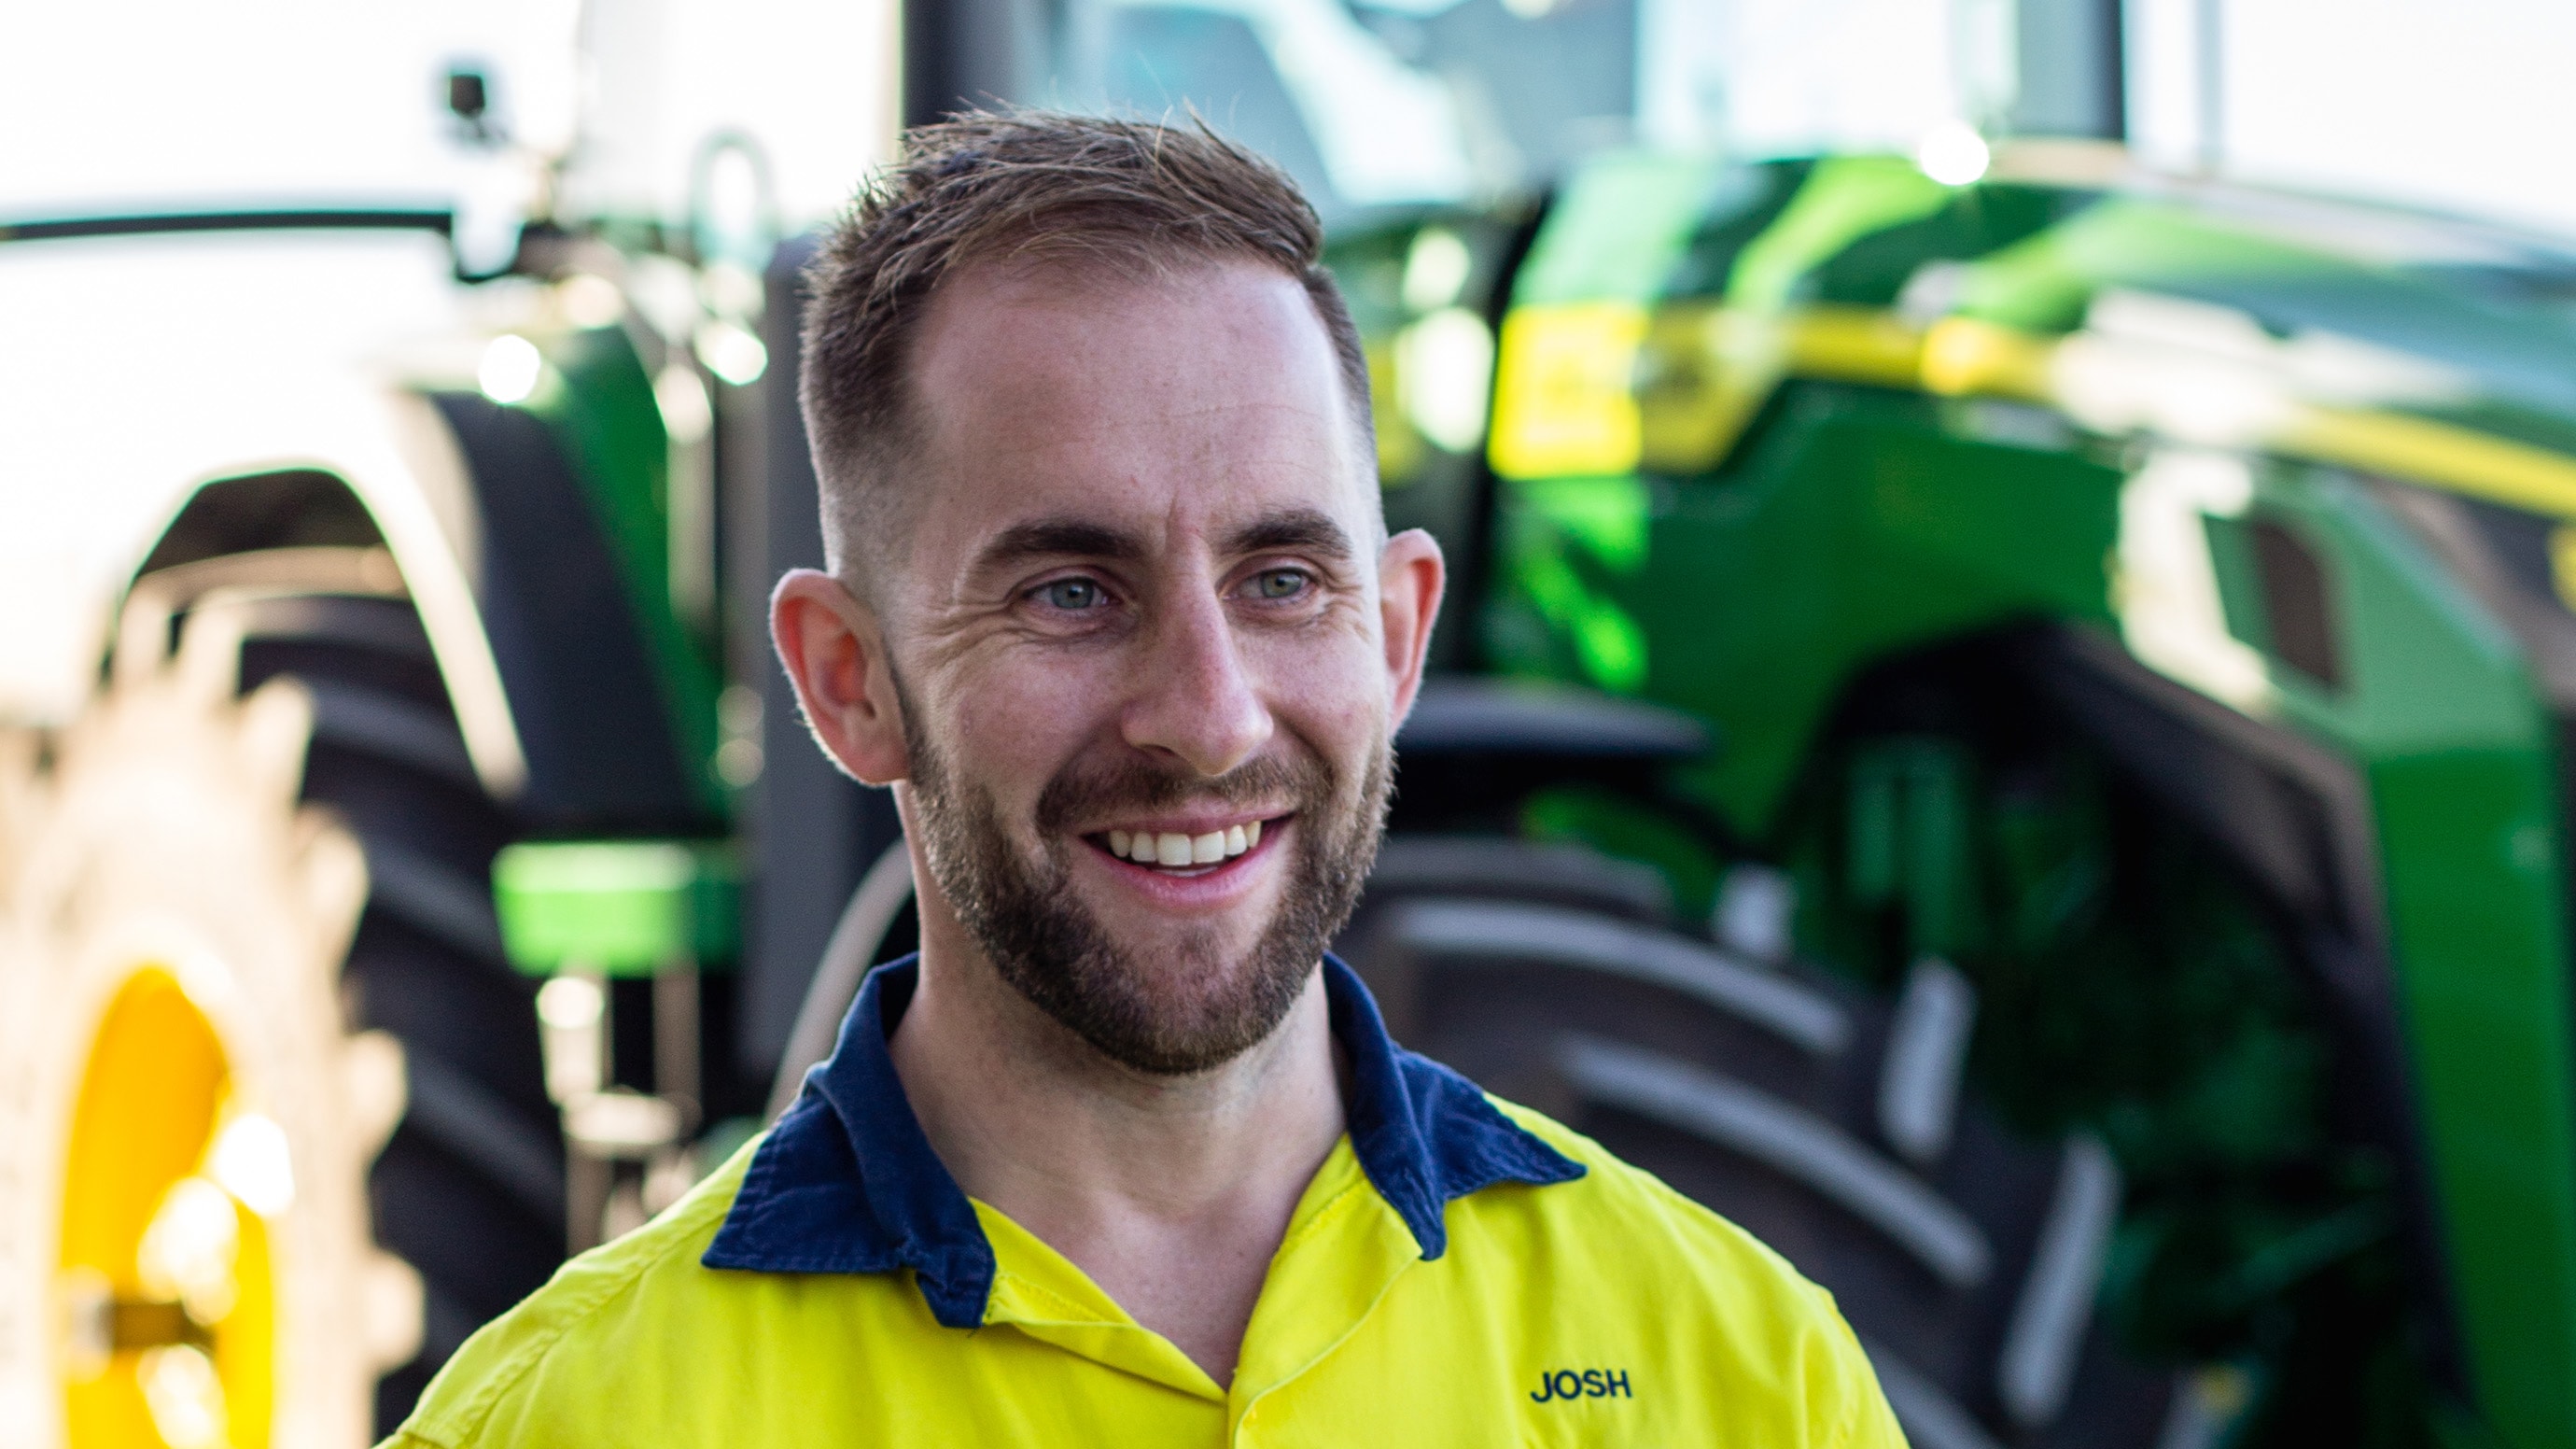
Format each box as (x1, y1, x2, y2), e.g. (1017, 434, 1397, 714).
(1246, 634, 1387, 762)
(930, 654, 1117, 795)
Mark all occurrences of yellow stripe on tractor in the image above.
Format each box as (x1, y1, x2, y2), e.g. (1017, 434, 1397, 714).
(1492, 295, 2576, 530)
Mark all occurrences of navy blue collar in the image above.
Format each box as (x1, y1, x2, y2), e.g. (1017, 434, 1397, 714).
(703, 954, 1583, 1328)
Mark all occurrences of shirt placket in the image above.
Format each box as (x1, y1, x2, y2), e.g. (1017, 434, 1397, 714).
(1225, 1178, 1425, 1446)
(973, 1201, 1230, 1408)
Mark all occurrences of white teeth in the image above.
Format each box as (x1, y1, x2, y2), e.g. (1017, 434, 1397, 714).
(1111, 822, 1266, 867)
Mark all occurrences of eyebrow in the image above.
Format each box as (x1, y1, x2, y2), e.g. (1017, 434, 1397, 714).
(973, 517, 1147, 573)
(1225, 508, 1355, 563)
(973, 508, 1357, 575)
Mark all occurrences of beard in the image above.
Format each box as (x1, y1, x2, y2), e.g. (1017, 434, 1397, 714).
(901, 698, 1392, 1076)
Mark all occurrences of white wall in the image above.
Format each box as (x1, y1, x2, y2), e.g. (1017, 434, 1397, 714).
(9, 1, 2576, 244)
(1678, 0, 1983, 157)
(1698, 0, 2576, 237)
(2216, 0, 2576, 234)
(0, 0, 894, 230)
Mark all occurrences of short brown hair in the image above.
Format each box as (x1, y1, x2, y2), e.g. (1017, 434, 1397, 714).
(799, 110, 1376, 583)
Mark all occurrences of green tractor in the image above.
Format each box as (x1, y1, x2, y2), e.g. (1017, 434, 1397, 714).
(1325, 143, 2576, 1448)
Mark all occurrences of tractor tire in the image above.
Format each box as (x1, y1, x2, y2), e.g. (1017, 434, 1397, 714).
(228, 590, 566, 1430)
(1337, 836, 2181, 1449)
(0, 568, 567, 1445)
(0, 606, 421, 1448)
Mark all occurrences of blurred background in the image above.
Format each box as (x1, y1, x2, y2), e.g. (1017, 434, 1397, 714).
(15, 0, 2576, 230)
(14, 3, 2576, 1448)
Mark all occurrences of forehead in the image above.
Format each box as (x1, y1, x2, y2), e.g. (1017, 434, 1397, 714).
(899, 258, 1375, 573)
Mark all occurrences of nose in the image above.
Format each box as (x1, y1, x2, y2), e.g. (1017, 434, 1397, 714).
(1121, 581, 1272, 776)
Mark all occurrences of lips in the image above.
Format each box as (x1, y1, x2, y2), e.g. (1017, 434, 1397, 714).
(1101, 819, 1264, 868)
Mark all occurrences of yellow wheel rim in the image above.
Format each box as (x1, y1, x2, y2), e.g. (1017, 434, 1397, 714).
(60, 968, 277, 1449)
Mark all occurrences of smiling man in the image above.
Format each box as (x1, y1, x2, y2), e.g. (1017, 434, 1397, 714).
(388, 113, 1903, 1447)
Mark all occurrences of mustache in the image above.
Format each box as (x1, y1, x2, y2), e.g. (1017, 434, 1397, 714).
(1031, 750, 1336, 836)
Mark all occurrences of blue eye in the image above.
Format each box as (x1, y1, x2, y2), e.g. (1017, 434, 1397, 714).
(1252, 569, 1309, 600)
(1040, 578, 1106, 610)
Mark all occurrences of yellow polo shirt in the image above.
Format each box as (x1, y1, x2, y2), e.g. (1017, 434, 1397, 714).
(387, 957, 1903, 1447)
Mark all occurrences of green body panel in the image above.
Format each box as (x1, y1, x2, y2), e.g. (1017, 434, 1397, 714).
(1491, 393, 2123, 826)
(1950, 196, 2576, 464)
(1514, 152, 1728, 304)
(493, 840, 740, 977)
(1460, 151, 2576, 1443)
(2271, 472, 2576, 1441)
(1727, 155, 1954, 309)
(531, 326, 728, 816)
(1945, 199, 2323, 331)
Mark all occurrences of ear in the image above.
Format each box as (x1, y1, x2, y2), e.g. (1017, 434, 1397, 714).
(771, 569, 911, 785)
(1378, 528, 1447, 726)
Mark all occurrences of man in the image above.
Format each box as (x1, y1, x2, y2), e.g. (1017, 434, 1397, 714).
(390, 112, 1904, 1446)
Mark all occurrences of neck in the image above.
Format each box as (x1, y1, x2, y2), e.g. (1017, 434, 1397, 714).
(886, 887, 1347, 1385)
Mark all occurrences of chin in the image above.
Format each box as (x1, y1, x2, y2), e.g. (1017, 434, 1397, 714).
(1113, 918, 1280, 989)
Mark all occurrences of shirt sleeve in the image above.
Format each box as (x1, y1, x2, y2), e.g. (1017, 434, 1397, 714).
(1813, 1286, 1911, 1449)
(1839, 1359, 1911, 1449)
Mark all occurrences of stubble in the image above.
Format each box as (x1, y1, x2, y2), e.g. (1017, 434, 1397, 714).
(902, 694, 1391, 1076)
